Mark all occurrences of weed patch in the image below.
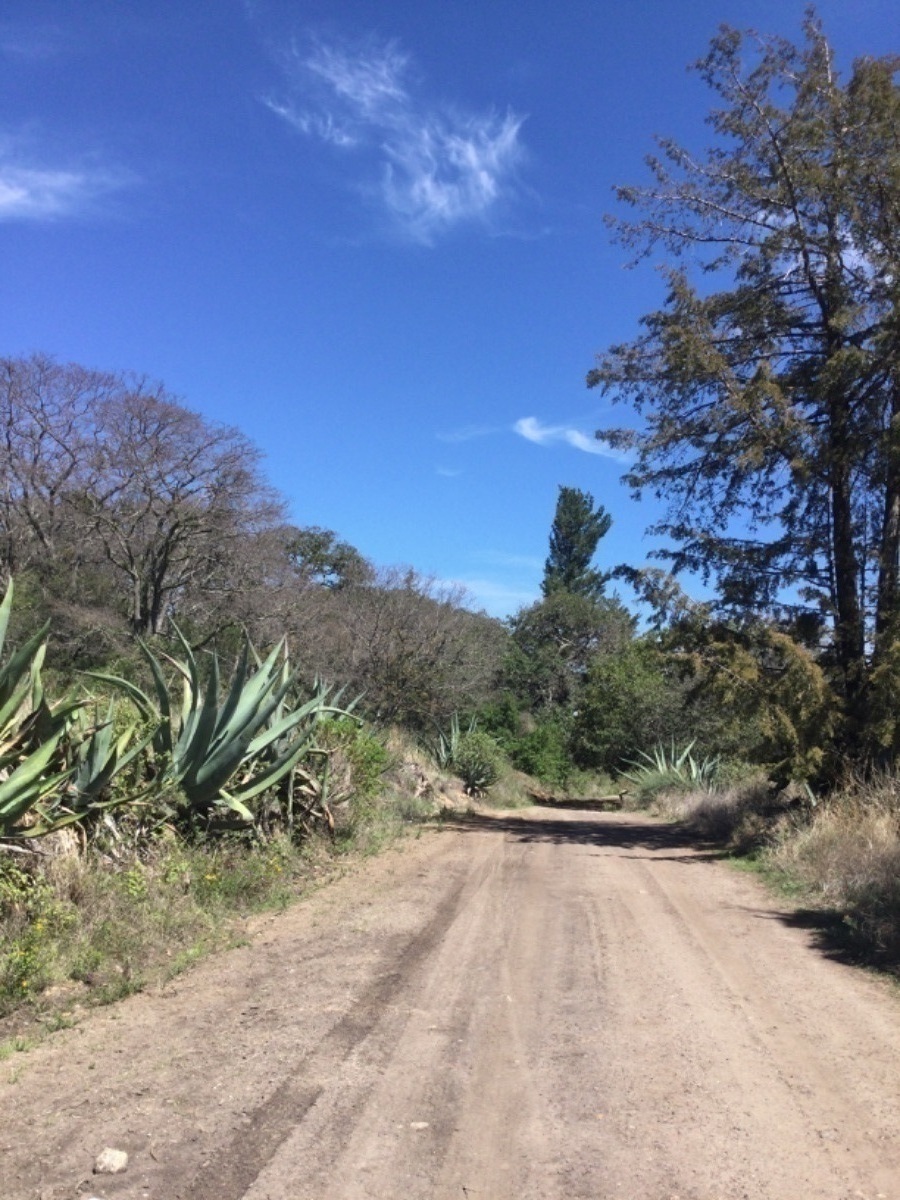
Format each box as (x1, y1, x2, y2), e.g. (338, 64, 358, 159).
(0, 735, 451, 1034)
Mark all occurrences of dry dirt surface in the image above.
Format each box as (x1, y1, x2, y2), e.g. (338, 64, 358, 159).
(2, 806, 900, 1200)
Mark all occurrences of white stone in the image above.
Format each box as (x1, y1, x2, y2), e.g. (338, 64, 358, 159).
(94, 1147, 129, 1174)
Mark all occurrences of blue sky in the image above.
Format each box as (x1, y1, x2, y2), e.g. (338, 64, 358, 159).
(2, 1, 897, 617)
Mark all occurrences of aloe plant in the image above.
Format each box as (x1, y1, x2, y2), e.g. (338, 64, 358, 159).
(91, 627, 351, 823)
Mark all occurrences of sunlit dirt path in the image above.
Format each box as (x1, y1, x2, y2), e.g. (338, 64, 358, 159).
(2, 806, 899, 1199)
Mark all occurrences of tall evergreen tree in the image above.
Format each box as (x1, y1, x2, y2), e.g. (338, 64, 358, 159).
(542, 486, 612, 600)
(588, 16, 900, 752)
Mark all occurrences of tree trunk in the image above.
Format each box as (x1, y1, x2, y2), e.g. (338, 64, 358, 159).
(875, 379, 900, 654)
(828, 397, 865, 722)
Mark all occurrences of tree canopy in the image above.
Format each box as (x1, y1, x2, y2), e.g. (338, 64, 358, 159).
(588, 15, 900, 752)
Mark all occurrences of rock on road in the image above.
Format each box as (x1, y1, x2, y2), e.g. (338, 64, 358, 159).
(2, 806, 899, 1200)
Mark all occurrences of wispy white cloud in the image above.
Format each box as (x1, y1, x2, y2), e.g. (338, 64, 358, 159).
(513, 416, 630, 461)
(436, 466, 463, 478)
(265, 36, 526, 243)
(473, 550, 544, 571)
(442, 576, 537, 618)
(0, 132, 131, 222)
(306, 39, 409, 118)
(0, 161, 120, 222)
(264, 100, 358, 147)
(436, 423, 502, 444)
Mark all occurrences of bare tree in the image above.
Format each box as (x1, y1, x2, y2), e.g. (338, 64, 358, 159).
(0, 355, 286, 637)
(0, 354, 116, 581)
(85, 384, 285, 634)
(293, 567, 507, 728)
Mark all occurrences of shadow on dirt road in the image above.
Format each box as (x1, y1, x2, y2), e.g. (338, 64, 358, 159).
(436, 804, 727, 858)
(441, 805, 899, 974)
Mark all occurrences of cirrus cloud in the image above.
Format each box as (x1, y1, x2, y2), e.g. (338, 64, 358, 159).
(264, 35, 526, 244)
(0, 153, 128, 222)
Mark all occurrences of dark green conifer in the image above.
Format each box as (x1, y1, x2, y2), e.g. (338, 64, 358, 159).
(541, 486, 612, 601)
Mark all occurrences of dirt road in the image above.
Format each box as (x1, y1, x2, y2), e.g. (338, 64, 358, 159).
(2, 806, 899, 1200)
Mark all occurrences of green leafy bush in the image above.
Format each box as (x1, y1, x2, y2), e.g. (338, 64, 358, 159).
(509, 721, 571, 787)
(315, 717, 392, 830)
(340, 725, 391, 800)
(570, 640, 687, 774)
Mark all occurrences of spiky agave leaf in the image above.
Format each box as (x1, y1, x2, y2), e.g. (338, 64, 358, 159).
(621, 738, 719, 796)
(67, 703, 156, 807)
(0, 579, 99, 836)
(0, 731, 76, 837)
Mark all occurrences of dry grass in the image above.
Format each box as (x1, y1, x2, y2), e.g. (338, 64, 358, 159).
(767, 776, 900, 960)
(655, 771, 900, 966)
(654, 777, 775, 852)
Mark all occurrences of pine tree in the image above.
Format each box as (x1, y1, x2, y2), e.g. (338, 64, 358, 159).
(541, 486, 612, 601)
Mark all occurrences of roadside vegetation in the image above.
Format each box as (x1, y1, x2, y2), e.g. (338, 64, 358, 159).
(646, 774, 900, 970)
(3, 11, 900, 1037)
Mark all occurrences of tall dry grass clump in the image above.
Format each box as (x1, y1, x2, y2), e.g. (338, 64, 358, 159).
(768, 776, 900, 959)
(654, 777, 775, 852)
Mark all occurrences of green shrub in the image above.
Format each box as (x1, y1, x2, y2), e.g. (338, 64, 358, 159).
(472, 695, 522, 751)
(321, 719, 391, 800)
(509, 721, 571, 787)
(453, 731, 504, 795)
(570, 640, 687, 775)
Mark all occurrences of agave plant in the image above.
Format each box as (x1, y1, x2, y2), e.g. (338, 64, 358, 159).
(0, 579, 85, 837)
(90, 627, 352, 825)
(452, 729, 504, 796)
(0, 732, 77, 838)
(621, 739, 720, 800)
(0, 591, 54, 763)
(64, 703, 156, 809)
(423, 713, 477, 771)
